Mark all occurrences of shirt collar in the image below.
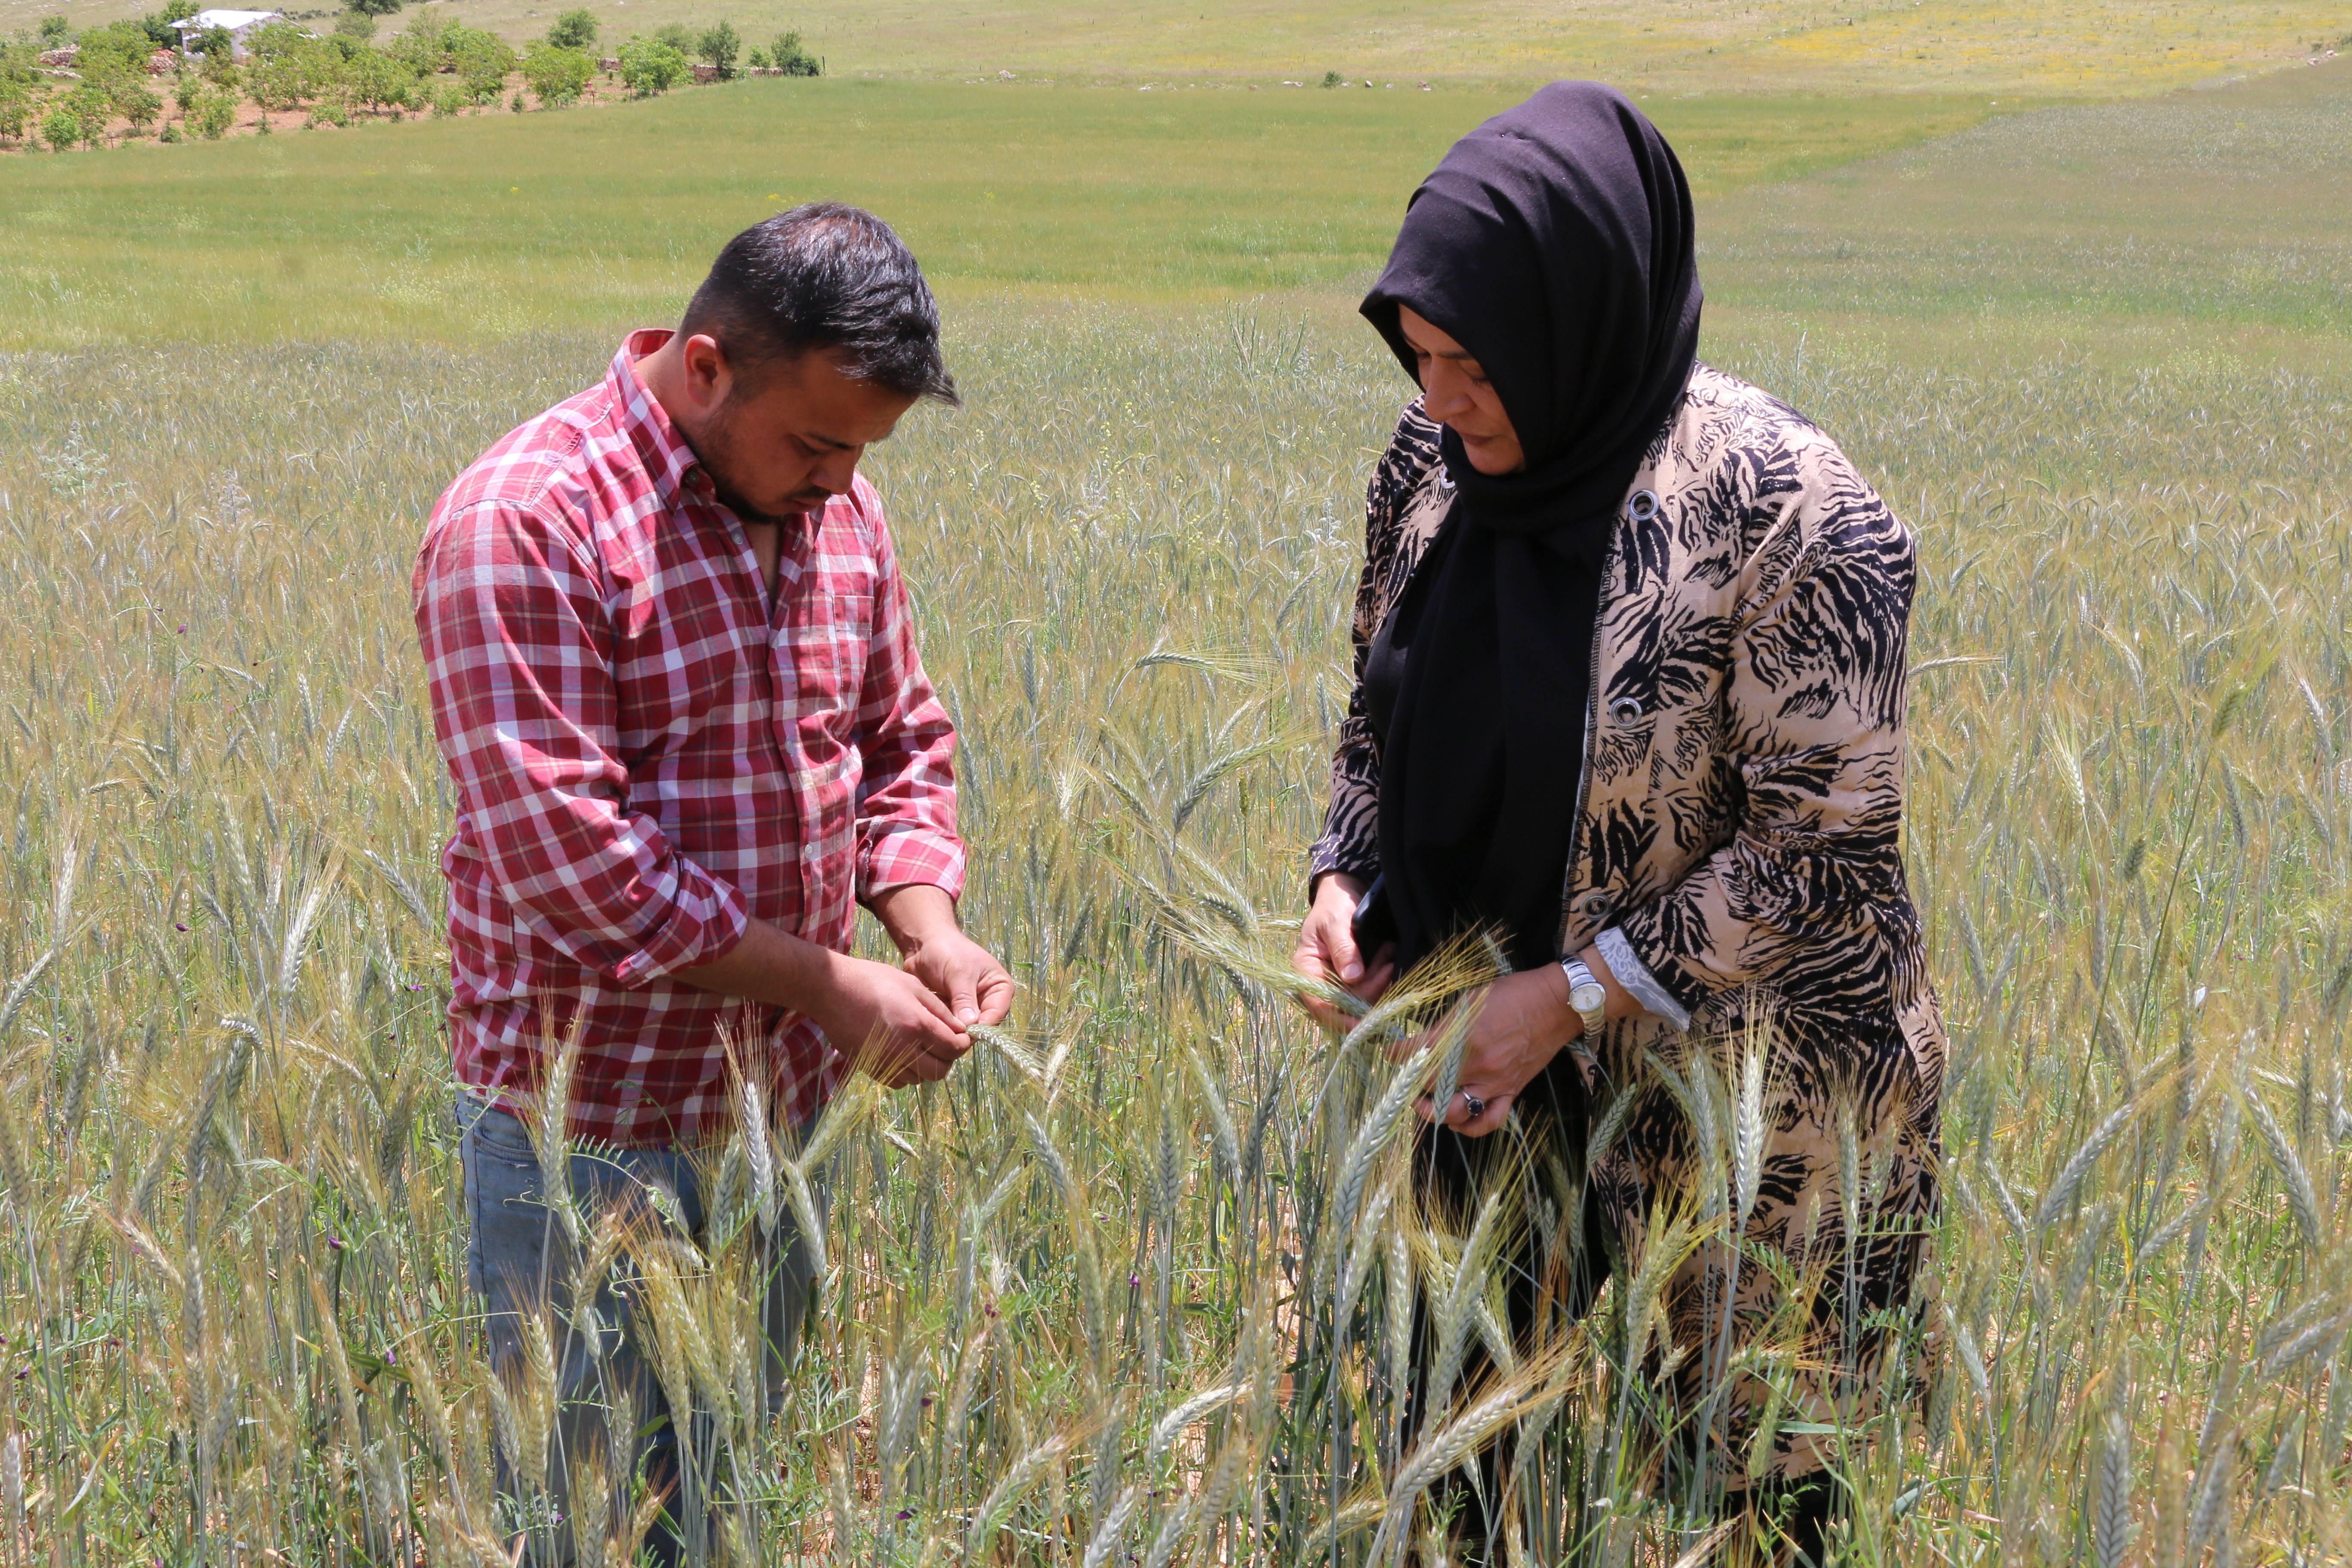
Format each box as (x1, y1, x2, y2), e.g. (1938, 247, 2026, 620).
(609, 328, 718, 509)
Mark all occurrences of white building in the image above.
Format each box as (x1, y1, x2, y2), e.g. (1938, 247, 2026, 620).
(169, 9, 285, 59)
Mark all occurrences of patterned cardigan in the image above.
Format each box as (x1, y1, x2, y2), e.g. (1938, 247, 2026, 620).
(1311, 364, 1947, 1478)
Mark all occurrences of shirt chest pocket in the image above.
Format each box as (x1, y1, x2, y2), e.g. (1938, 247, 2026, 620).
(776, 588, 874, 736)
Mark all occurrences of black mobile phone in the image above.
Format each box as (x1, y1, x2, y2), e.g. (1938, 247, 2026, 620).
(1349, 874, 1396, 954)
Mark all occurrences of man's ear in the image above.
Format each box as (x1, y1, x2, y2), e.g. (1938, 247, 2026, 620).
(680, 332, 732, 412)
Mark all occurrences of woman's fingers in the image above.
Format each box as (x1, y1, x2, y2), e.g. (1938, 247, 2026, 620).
(1413, 1087, 1518, 1136)
(1457, 1091, 1515, 1137)
(1293, 919, 1387, 1033)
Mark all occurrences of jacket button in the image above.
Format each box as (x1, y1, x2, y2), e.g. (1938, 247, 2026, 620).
(1609, 696, 1644, 725)
(1626, 489, 1659, 522)
(1580, 890, 1615, 919)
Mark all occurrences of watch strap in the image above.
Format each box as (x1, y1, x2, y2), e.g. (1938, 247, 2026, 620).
(1559, 954, 1607, 1041)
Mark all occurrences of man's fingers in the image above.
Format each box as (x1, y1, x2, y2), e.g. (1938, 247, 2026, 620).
(975, 969, 1015, 1026)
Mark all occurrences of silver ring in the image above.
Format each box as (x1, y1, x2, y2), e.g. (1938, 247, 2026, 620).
(1461, 1092, 1486, 1122)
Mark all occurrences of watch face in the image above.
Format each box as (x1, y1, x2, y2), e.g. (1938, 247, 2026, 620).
(1569, 982, 1607, 1013)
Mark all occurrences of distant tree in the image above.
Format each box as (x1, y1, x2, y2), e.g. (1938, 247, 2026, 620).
(651, 22, 694, 53)
(114, 76, 162, 132)
(1320, 70, 1342, 87)
(346, 0, 406, 16)
(38, 15, 72, 46)
(43, 103, 83, 150)
(617, 35, 687, 96)
(0, 67, 32, 146)
(767, 29, 818, 76)
(544, 8, 596, 50)
(522, 40, 593, 105)
(345, 43, 418, 111)
(162, 0, 200, 20)
(435, 23, 516, 103)
(332, 11, 378, 41)
(190, 83, 236, 135)
(695, 20, 738, 79)
(62, 81, 110, 144)
(194, 27, 238, 79)
(74, 20, 156, 83)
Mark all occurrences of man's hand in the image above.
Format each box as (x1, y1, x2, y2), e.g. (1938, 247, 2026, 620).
(805, 951, 976, 1087)
(675, 918, 975, 1087)
(1292, 871, 1395, 1032)
(867, 882, 1014, 1029)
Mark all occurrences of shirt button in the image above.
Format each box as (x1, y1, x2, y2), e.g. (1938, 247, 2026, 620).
(1609, 696, 1644, 725)
(1580, 890, 1615, 919)
(1626, 489, 1660, 523)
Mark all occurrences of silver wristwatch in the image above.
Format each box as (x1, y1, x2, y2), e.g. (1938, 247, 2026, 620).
(1559, 954, 1607, 1043)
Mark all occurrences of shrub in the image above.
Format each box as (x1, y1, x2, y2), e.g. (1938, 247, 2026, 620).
(651, 21, 695, 53)
(768, 29, 818, 76)
(695, 19, 738, 79)
(1320, 69, 1342, 87)
(42, 104, 83, 150)
(521, 40, 592, 106)
(332, 12, 378, 42)
(347, 0, 405, 13)
(544, 7, 596, 50)
(426, 77, 464, 115)
(189, 83, 236, 135)
(74, 21, 155, 81)
(441, 23, 516, 103)
(38, 15, 71, 46)
(344, 44, 417, 112)
(242, 24, 334, 112)
(159, 119, 180, 140)
(616, 35, 687, 96)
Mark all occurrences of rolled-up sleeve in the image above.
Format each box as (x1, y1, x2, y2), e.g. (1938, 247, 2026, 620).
(415, 501, 749, 984)
(848, 502, 965, 903)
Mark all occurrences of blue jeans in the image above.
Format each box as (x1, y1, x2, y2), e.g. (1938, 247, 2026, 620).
(459, 1101, 824, 1566)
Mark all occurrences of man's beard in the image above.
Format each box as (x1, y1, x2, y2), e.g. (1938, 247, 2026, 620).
(693, 404, 833, 527)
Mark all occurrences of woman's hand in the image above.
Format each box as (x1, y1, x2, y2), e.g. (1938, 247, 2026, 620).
(1292, 872, 1396, 1032)
(1396, 964, 1577, 1137)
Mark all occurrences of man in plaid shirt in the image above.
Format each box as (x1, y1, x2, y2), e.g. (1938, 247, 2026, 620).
(413, 203, 1009, 1562)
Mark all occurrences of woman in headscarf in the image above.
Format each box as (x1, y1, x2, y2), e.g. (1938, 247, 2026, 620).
(1292, 82, 1945, 1563)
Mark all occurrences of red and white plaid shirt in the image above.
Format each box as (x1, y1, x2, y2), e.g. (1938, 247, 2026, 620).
(413, 329, 964, 1145)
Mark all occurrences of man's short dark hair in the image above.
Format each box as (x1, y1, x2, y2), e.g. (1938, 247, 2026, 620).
(682, 202, 959, 406)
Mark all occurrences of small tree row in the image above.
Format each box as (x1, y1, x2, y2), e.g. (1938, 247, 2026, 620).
(2, 4, 823, 151)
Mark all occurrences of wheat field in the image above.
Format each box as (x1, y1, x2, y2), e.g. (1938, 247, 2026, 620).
(2, 50, 2351, 1568)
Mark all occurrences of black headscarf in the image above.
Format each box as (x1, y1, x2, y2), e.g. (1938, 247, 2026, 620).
(1358, 81, 1703, 973)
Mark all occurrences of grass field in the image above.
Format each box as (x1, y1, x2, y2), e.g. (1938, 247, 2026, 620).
(0, 80, 2025, 348)
(1, 25, 2350, 1568)
(9, 0, 2350, 92)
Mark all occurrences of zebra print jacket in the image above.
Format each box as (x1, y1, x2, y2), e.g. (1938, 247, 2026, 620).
(1311, 364, 1947, 1474)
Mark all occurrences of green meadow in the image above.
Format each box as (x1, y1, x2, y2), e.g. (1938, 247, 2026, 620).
(0, 12, 2350, 1565)
(11, 0, 2348, 92)
(0, 79, 2019, 346)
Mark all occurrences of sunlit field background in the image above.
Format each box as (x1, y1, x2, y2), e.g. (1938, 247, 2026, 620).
(2, 6, 2351, 1562)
